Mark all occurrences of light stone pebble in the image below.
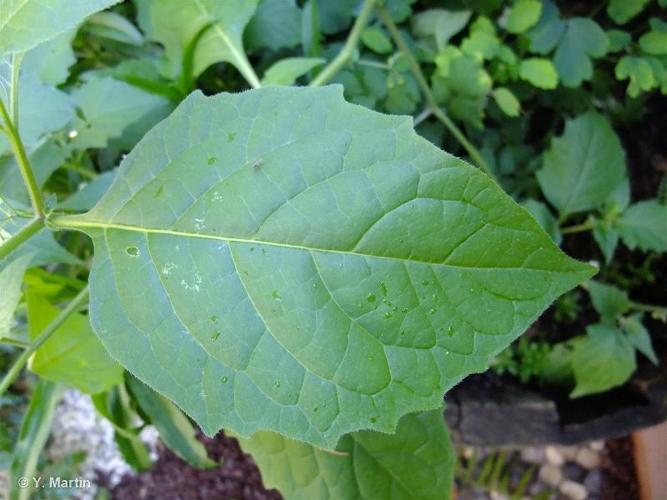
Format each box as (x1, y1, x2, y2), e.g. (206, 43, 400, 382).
(520, 447, 545, 464)
(575, 448, 601, 469)
(557, 445, 579, 461)
(489, 490, 509, 500)
(539, 464, 563, 486)
(545, 446, 565, 466)
(589, 440, 605, 452)
(47, 389, 158, 499)
(560, 480, 588, 500)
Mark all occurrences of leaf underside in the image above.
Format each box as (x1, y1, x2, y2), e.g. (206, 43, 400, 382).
(63, 86, 593, 448)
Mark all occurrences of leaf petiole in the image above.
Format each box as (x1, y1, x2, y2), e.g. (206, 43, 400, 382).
(375, 6, 496, 181)
(309, 0, 376, 87)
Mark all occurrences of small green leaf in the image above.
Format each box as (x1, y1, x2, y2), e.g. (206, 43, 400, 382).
(262, 57, 325, 86)
(238, 409, 454, 500)
(69, 76, 171, 150)
(27, 290, 124, 394)
(519, 58, 558, 89)
(411, 9, 471, 50)
(361, 27, 393, 54)
(84, 11, 144, 46)
(620, 315, 658, 365)
(504, 0, 542, 35)
(492, 87, 520, 117)
(461, 30, 500, 60)
(135, 0, 258, 81)
(0, 253, 32, 339)
(526, 0, 565, 54)
(521, 199, 561, 244)
(615, 56, 657, 97)
(21, 30, 76, 85)
(537, 112, 627, 217)
(56, 86, 593, 449)
(58, 170, 117, 212)
(553, 18, 608, 87)
(570, 323, 635, 398)
(607, 0, 651, 25)
(92, 388, 152, 471)
(126, 375, 217, 469)
(0, 141, 69, 206)
(0, 0, 121, 54)
(639, 30, 667, 55)
(606, 30, 632, 53)
(586, 281, 631, 319)
(592, 224, 619, 264)
(0, 62, 74, 157)
(616, 200, 667, 252)
(245, 0, 302, 52)
(9, 380, 65, 500)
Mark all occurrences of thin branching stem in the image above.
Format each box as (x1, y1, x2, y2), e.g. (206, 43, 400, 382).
(310, 0, 375, 87)
(0, 287, 90, 398)
(376, 6, 495, 180)
(0, 217, 44, 261)
(0, 99, 45, 218)
(560, 220, 597, 234)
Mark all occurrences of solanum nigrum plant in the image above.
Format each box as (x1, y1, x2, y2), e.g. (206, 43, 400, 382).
(0, 1, 605, 498)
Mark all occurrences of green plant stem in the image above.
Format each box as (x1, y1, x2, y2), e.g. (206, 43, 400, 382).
(0, 287, 89, 398)
(0, 337, 30, 349)
(413, 108, 432, 126)
(630, 301, 667, 317)
(0, 99, 45, 217)
(10, 52, 24, 125)
(309, 0, 375, 87)
(0, 217, 44, 260)
(376, 6, 495, 180)
(560, 220, 597, 234)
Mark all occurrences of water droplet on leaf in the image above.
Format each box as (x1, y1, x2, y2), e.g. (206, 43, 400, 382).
(125, 246, 140, 257)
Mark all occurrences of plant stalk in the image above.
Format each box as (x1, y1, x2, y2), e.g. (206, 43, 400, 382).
(376, 6, 495, 180)
(0, 99, 45, 218)
(310, 0, 375, 87)
(0, 287, 90, 398)
(0, 217, 44, 261)
(560, 220, 597, 234)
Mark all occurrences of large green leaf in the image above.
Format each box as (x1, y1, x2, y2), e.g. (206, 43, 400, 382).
(27, 290, 123, 394)
(238, 409, 454, 500)
(0, 0, 121, 54)
(537, 112, 627, 218)
(53, 86, 593, 448)
(135, 0, 258, 82)
(607, 0, 651, 25)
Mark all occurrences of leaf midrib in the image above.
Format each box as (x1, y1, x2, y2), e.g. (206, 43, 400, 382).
(51, 215, 583, 273)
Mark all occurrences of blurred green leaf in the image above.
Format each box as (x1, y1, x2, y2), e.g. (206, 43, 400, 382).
(620, 315, 658, 365)
(245, 0, 302, 51)
(607, 0, 651, 25)
(492, 87, 520, 117)
(361, 26, 393, 54)
(126, 375, 217, 469)
(261, 57, 324, 86)
(503, 0, 542, 34)
(587, 281, 631, 319)
(518, 58, 558, 89)
(411, 9, 471, 50)
(537, 112, 627, 217)
(616, 200, 667, 252)
(570, 323, 635, 398)
(27, 290, 124, 394)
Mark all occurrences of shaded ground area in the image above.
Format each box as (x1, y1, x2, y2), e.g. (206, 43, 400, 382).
(107, 432, 281, 500)
(105, 429, 639, 500)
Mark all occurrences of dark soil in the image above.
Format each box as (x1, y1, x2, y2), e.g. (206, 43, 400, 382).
(602, 437, 640, 500)
(107, 432, 281, 500)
